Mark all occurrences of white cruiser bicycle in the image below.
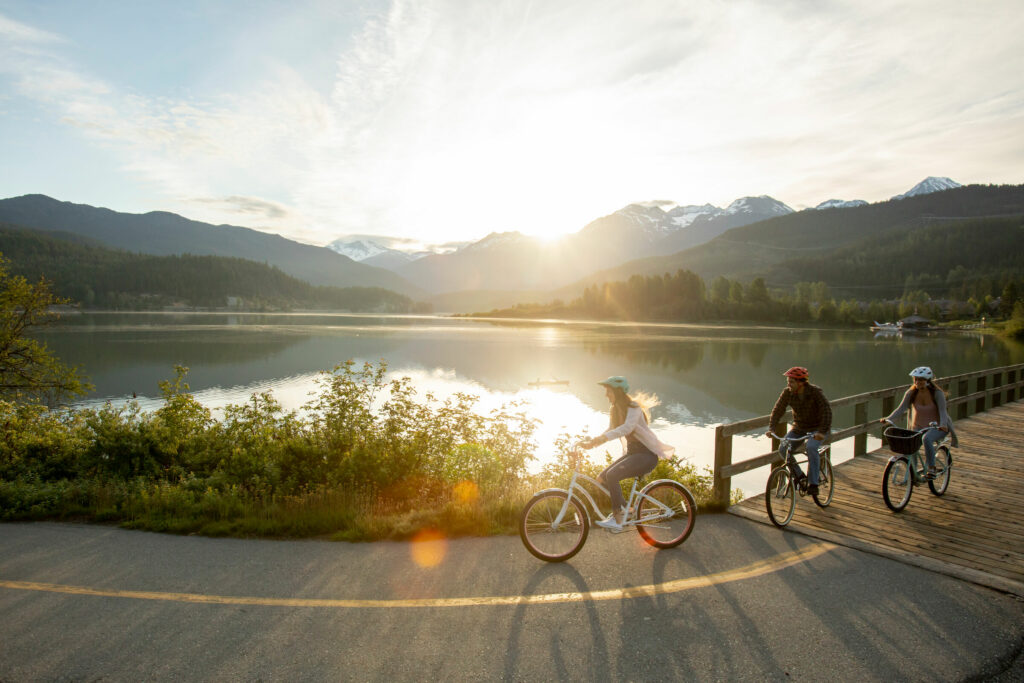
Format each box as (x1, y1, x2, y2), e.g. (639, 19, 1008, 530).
(519, 452, 697, 562)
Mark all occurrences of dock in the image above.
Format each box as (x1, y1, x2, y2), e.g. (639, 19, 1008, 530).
(730, 400, 1024, 596)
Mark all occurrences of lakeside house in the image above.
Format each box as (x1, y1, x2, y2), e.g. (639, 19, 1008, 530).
(898, 314, 932, 329)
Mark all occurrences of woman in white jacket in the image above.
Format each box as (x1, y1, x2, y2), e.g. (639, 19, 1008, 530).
(579, 376, 675, 530)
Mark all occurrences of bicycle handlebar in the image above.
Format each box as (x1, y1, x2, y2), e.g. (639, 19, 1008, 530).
(880, 418, 940, 435)
(767, 431, 813, 442)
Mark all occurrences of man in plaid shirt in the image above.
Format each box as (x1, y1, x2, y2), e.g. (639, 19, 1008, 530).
(766, 366, 832, 497)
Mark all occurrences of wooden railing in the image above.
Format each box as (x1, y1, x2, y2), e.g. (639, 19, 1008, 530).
(711, 362, 1024, 508)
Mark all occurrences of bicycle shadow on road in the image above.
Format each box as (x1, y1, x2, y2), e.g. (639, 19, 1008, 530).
(502, 561, 611, 683)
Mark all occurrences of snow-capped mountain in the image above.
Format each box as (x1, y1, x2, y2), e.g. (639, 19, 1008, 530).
(724, 195, 794, 217)
(326, 234, 467, 270)
(815, 198, 868, 210)
(667, 203, 721, 228)
(326, 237, 393, 261)
(891, 176, 962, 200)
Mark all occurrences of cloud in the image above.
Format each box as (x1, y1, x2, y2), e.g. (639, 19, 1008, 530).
(1, 2, 1022, 245)
(190, 195, 292, 221)
(0, 13, 64, 44)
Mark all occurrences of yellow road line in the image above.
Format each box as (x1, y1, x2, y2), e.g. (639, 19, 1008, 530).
(0, 542, 836, 608)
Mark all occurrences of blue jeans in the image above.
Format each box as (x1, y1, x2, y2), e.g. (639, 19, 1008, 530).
(922, 428, 945, 469)
(782, 429, 822, 486)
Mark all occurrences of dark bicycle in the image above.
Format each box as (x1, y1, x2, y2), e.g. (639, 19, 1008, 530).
(764, 432, 834, 528)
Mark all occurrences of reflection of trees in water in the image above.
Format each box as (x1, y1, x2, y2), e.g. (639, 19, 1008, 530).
(40, 330, 306, 373)
(581, 339, 706, 373)
(577, 330, 1024, 419)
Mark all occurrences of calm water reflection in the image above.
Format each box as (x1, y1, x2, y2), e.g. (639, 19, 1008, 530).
(43, 313, 1024, 495)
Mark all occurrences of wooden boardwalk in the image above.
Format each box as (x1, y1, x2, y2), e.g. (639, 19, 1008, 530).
(730, 400, 1024, 596)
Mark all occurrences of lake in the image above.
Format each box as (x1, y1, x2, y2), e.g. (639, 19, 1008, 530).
(41, 312, 1024, 496)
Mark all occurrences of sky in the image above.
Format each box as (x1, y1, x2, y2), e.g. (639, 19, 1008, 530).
(2, 0, 1023, 248)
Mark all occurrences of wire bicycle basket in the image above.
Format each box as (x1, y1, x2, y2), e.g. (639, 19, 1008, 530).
(883, 426, 923, 455)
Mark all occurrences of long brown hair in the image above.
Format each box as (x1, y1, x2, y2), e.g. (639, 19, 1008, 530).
(608, 386, 658, 429)
(909, 379, 942, 404)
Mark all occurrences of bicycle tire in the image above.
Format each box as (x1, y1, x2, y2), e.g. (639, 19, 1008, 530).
(928, 446, 952, 496)
(813, 455, 835, 508)
(635, 480, 696, 548)
(882, 456, 913, 512)
(765, 466, 795, 528)
(519, 490, 589, 562)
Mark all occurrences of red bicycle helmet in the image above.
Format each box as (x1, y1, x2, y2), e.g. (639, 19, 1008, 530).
(783, 366, 809, 380)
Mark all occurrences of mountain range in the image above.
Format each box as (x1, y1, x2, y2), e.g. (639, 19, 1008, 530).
(0, 195, 423, 297)
(3, 176, 1014, 314)
(327, 178, 966, 299)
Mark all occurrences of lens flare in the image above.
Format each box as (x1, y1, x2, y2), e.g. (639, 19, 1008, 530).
(410, 528, 447, 568)
(452, 480, 479, 505)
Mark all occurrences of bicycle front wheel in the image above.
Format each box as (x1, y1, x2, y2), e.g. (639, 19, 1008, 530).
(765, 467, 795, 528)
(635, 480, 696, 548)
(814, 455, 835, 508)
(519, 491, 589, 562)
(882, 457, 913, 512)
(928, 446, 952, 496)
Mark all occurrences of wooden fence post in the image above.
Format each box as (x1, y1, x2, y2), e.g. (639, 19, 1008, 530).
(957, 379, 969, 419)
(854, 401, 867, 456)
(713, 425, 733, 509)
(1008, 369, 1018, 403)
(976, 376, 987, 414)
(991, 371, 1003, 408)
(882, 394, 895, 418)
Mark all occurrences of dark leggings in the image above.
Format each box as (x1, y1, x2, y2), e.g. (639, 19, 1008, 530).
(599, 448, 658, 512)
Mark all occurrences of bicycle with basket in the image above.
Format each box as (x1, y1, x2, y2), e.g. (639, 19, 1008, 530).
(880, 419, 952, 512)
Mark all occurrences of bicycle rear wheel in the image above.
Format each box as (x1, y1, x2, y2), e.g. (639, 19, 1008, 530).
(765, 467, 795, 528)
(928, 446, 952, 496)
(519, 491, 589, 562)
(635, 480, 696, 548)
(882, 456, 913, 512)
(813, 455, 835, 508)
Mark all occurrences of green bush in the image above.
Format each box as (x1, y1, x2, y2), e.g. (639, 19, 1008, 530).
(0, 361, 724, 540)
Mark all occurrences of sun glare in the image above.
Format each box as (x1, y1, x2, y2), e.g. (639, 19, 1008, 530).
(410, 528, 447, 568)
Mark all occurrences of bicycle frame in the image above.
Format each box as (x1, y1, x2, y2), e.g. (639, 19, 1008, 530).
(541, 470, 677, 529)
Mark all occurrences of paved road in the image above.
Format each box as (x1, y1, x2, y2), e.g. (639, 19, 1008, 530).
(1, 517, 1021, 681)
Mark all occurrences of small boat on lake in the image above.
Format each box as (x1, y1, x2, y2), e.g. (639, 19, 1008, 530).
(528, 379, 570, 387)
(870, 321, 901, 333)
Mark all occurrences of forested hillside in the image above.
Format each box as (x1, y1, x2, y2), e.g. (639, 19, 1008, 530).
(0, 225, 430, 312)
(0, 194, 422, 296)
(763, 215, 1024, 298)
(471, 213, 1024, 324)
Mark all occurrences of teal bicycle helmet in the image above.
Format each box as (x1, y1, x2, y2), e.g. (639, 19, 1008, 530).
(597, 376, 630, 393)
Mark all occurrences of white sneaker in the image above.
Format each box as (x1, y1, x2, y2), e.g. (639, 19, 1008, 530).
(595, 511, 625, 532)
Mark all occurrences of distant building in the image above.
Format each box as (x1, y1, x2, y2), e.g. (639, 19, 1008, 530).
(899, 314, 932, 328)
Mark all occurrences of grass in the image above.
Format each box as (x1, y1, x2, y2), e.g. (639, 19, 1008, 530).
(0, 469, 731, 541)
